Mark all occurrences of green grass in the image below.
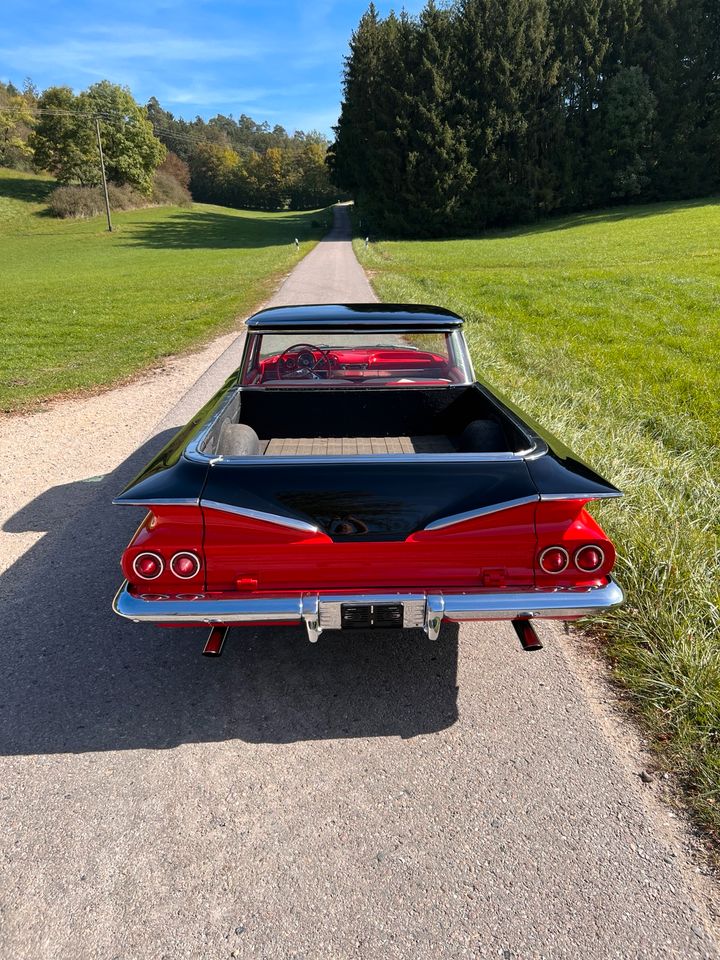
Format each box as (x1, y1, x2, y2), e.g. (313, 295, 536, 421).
(356, 198, 720, 836)
(0, 168, 331, 411)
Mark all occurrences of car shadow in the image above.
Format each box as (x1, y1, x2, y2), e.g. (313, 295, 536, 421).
(0, 432, 459, 757)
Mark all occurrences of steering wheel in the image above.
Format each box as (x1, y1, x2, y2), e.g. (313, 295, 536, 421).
(277, 342, 333, 379)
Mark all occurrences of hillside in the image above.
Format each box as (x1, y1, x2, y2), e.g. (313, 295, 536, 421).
(0, 169, 329, 412)
(357, 198, 720, 835)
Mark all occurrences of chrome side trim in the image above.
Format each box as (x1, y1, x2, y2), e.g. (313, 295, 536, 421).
(539, 492, 623, 501)
(184, 387, 241, 463)
(423, 495, 540, 531)
(201, 500, 319, 534)
(112, 497, 200, 507)
(112, 578, 624, 630)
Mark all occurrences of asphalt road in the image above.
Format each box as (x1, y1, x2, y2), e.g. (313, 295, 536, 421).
(0, 206, 717, 960)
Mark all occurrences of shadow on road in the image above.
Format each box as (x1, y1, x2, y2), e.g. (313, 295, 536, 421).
(0, 433, 459, 757)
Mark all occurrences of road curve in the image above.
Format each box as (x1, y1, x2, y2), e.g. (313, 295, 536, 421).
(0, 205, 717, 960)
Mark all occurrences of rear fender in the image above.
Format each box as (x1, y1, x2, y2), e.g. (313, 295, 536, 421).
(120, 505, 205, 591)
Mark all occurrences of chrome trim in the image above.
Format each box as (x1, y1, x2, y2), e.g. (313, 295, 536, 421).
(201, 500, 319, 534)
(538, 546, 570, 574)
(132, 552, 164, 581)
(113, 498, 199, 507)
(113, 578, 624, 634)
(424, 495, 539, 531)
(184, 387, 240, 463)
(540, 492, 623, 501)
(302, 595, 320, 643)
(425, 595, 445, 640)
(170, 551, 202, 580)
(575, 544, 606, 572)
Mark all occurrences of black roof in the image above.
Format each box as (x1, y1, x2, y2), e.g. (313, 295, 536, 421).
(245, 303, 463, 331)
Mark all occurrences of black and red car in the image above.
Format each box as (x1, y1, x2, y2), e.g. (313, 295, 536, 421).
(113, 304, 623, 654)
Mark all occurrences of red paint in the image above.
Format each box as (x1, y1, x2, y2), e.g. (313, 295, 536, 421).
(121, 499, 616, 602)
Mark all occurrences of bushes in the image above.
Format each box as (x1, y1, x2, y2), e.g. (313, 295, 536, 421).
(48, 172, 190, 219)
(48, 184, 146, 218)
(151, 170, 191, 206)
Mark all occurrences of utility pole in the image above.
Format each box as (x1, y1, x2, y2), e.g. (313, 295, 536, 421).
(94, 117, 113, 232)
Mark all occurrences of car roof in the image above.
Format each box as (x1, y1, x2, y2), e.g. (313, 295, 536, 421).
(245, 303, 463, 331)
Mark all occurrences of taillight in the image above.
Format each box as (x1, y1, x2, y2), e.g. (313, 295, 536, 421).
(133, 552, 164, 580)
(575, 545, 605, 573)
(538, 546, 569, 574)
(170, 552, 201, 579)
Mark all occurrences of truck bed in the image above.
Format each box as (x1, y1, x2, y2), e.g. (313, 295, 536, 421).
(262, 435, 456, 455)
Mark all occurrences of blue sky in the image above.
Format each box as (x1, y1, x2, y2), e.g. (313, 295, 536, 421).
(0, 0, 426, 136)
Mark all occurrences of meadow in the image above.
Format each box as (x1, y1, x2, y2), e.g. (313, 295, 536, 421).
(356, 199, 720, 835)
(0, 169, 329, 412)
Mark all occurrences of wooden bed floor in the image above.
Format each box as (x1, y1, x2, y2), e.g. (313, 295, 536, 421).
(262, 435, 455, 455)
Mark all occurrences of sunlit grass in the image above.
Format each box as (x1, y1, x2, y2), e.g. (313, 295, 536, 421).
(357, 198, 720, 835)
(0, 168, 331, 411)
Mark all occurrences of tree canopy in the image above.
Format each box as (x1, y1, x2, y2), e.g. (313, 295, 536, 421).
(331, 0, 720, 235)
(2, 79, 339, 211)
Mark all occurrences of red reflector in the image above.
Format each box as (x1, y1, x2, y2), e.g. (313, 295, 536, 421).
(133, 552, 163, 580)
(538, 546, 569, 574)
(170, 552, 200, 579)
(575, 545, 605, 572)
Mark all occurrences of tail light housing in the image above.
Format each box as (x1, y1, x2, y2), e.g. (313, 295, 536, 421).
(122, 506, 204, 588)
(170, 551, 201, 579)
(535, 499, 616, 586)
(538, 546, 569, 574)
(574, 545, 605, 573)
(132, 552, 164, 580)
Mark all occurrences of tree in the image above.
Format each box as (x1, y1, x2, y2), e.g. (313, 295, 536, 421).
(80, 82, 165, 193)
(32, 82, 165, 193)
(188, 142, 242, 205)
(594, 66, 656, 199)
(393, 1, 474, 234)
(0, 80, 36, 169)
(158, 150, 191, 190)
(30, 86, 95, 183)
(288, 141, 338, 208)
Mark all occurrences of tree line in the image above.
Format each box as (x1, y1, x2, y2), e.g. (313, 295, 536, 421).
(330, 0, 719, 236)
(0, 79, 338, 211)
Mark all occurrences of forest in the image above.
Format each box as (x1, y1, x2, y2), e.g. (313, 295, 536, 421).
(331, 0, 720, 236)
(0, 79, 338, 212)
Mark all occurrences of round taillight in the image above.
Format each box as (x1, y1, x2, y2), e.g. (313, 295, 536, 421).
(133, 552, 164, 580)
(170, 552, 201, 579)
(575, 545, 605, 573)
(538, 546, 569, 574)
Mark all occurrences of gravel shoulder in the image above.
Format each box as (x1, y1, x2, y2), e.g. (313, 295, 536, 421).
(0, 205, 717, 960)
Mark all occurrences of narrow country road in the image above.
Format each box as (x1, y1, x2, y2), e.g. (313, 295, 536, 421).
(0, 206, 717, 960)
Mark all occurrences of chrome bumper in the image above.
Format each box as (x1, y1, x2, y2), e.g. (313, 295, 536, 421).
(113, 578, 623, 642)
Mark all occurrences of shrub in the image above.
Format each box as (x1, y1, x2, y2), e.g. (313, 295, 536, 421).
(158, 151, 191, 189)
(151, 170, 192, 206)
(48, 183, 150, 218)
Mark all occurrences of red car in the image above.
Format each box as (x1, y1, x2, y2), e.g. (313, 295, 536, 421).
(113, 304, 623, 655)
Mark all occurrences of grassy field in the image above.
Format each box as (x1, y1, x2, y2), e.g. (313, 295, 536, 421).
(0, 169, 331, 412)
(356, 199, 720, 836)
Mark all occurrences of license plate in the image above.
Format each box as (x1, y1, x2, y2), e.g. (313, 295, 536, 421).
(341, 603, 404, 629)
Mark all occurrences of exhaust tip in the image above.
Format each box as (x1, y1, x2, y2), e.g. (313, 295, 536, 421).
(512, 618, 543, 652)
(203, 626, 228, 657)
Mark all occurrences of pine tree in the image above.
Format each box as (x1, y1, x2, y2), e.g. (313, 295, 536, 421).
(395, 1, 474, 235)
